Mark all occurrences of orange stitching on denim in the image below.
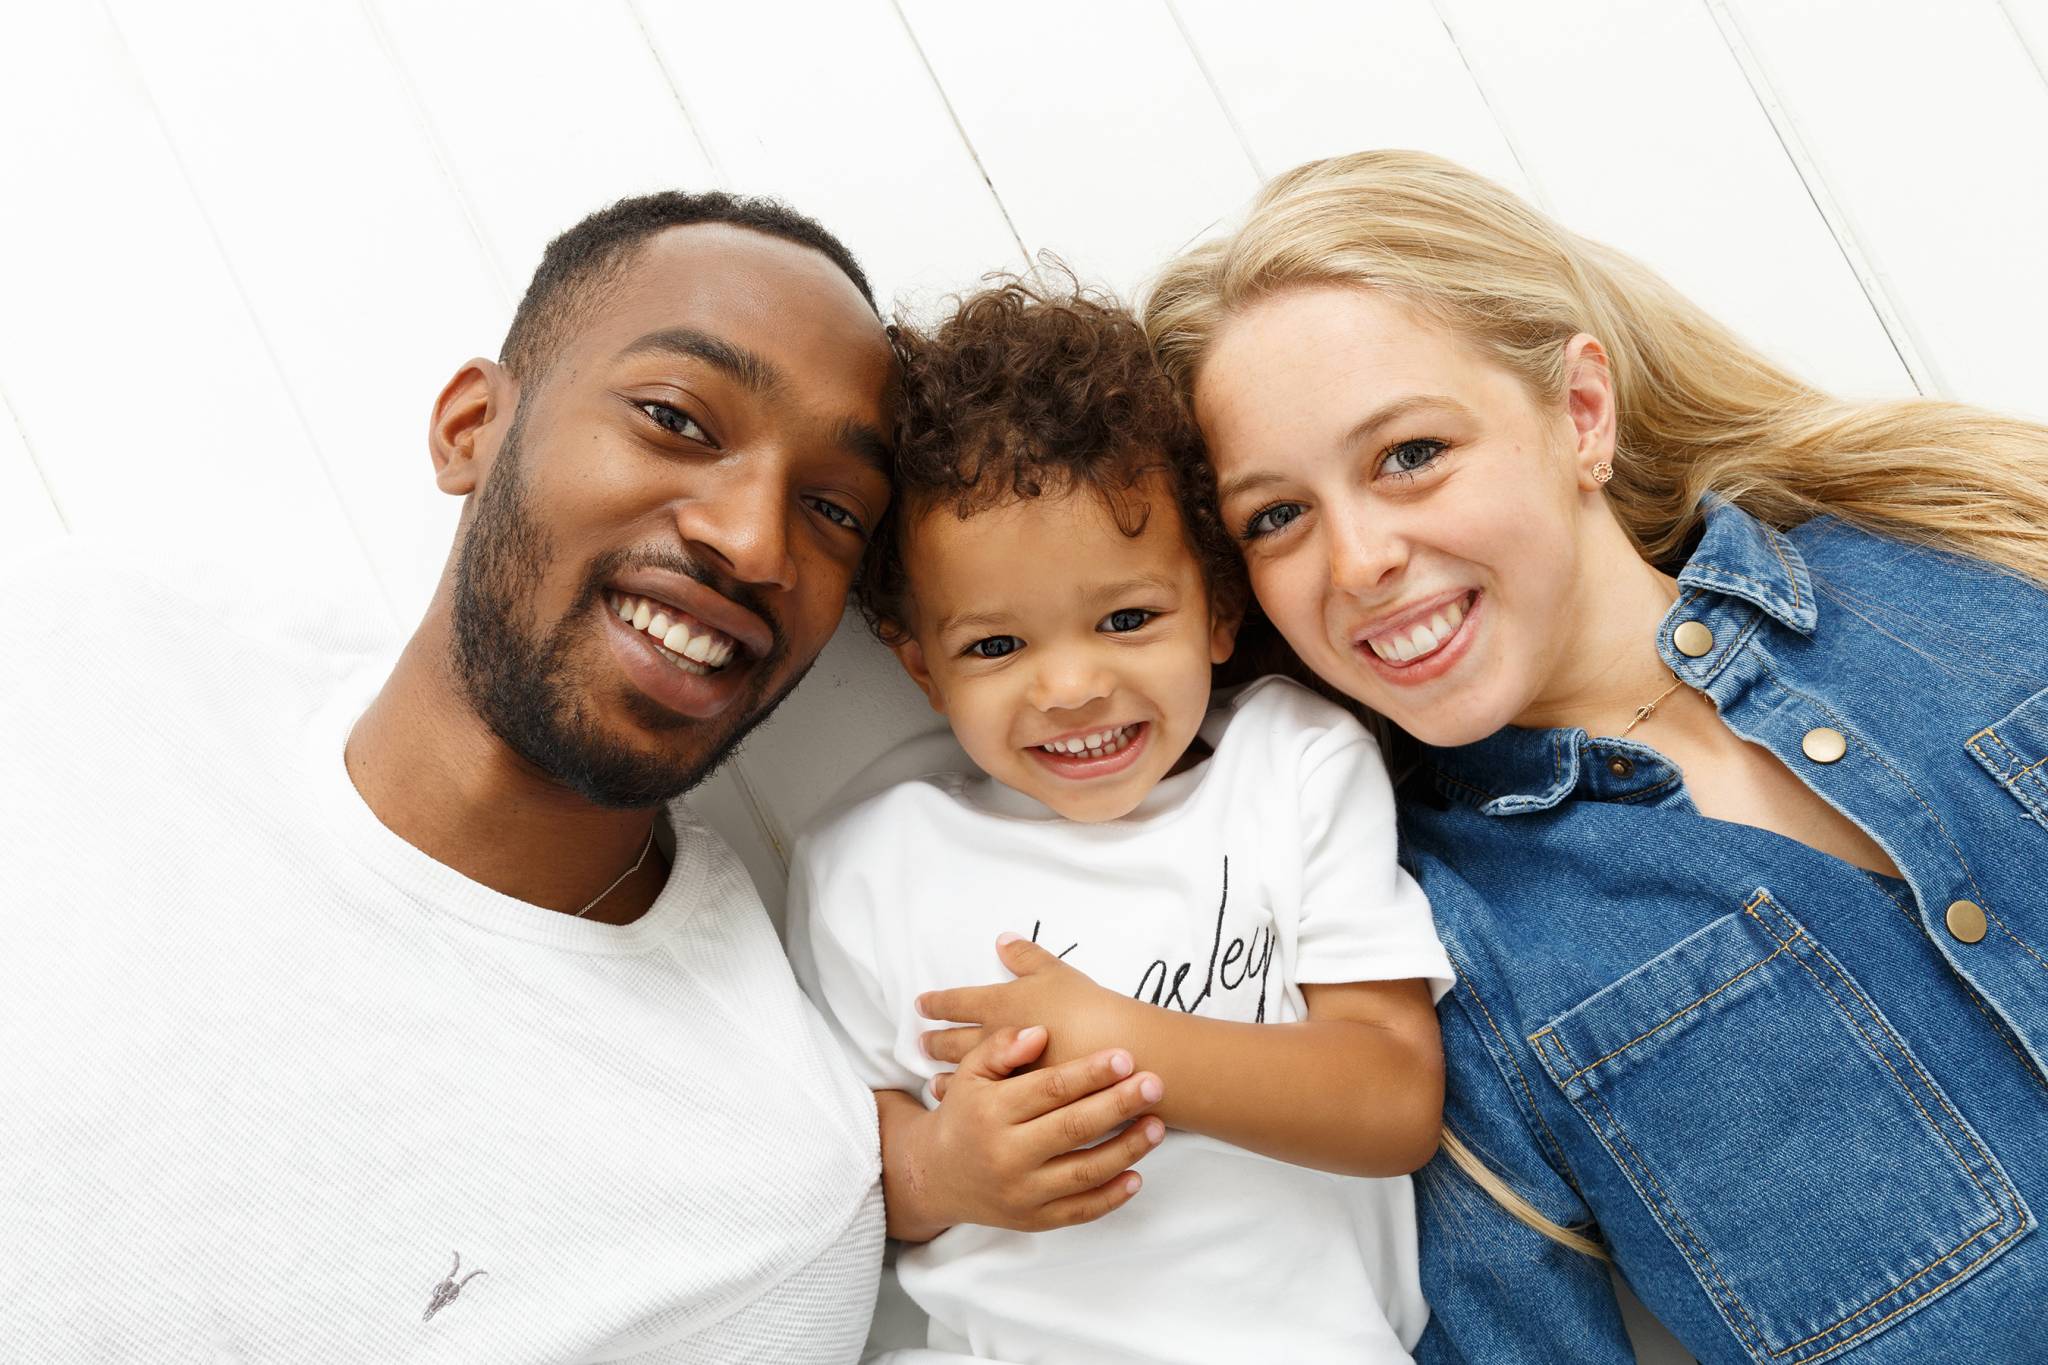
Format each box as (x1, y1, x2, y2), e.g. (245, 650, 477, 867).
(1552, 927, 1801, 1087)
(1762, 523, 1805, 611)
(1448, 953, 1577, 1182)
(1745, 897, 2004, 1213)
(1531, 1029, 1767, 1357)
(1755, 660, 2048, 975)
(1870, 875, 2048, 1095)
(1776, 1222, 2027, 1364)
(1585, 1086, 1773, 1354)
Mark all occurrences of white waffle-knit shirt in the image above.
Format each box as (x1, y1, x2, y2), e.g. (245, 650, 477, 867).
(0, 549, 884, 1363)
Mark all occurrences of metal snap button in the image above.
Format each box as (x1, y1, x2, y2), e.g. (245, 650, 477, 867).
(1945, 900, 1988, 945)
(1801, 727, 1848, 764)
(1607, 757, 1635, 778)
(1673, 621, 1714, 657)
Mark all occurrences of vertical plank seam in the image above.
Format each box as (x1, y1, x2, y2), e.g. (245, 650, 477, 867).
(887, 0, 1034, 271)
(625, 0, 729, 189)
(1997, 0, 2048, 98)
(0, 377, 71, 532)
(1423, 0, 1555, 215)
(1163, 0, 1267, 182)
(357, 0, 514, 302)
(1703, 0, 1937, 396)
(726, 756, 790, 874)
(95, 0, 400, 624)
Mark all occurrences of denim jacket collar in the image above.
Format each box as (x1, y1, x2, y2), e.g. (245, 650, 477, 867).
(1419, 498, 1816, 817)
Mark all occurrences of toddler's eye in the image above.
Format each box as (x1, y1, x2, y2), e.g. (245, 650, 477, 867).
(967, 636, 1022, 660)
(1099, 608, 1156, 633)
(1243, 502, 1305, 540)
(1377, 438, 1447, 478)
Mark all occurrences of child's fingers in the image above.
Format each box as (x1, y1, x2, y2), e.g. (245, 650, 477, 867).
(921, 1026, 982, 1066)
(1013, 1063, 1163, 1146)
(1038, 1116, 1165, 1201)
(954, 1023, 1049, 1082)
(1030, 1169, 1145, 1231)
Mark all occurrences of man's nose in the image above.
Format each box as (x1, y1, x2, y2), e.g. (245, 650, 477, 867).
(673, 464, 798, 591)
(1327, 508, 1407, 597)
(1027, 649, 1115, 714)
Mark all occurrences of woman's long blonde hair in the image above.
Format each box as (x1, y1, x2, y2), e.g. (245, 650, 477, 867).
(1146, 149, 2048, 587)
(1144, 150, 2048, 1254)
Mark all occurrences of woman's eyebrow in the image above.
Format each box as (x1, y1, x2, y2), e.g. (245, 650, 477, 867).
(1341, 393, 1469, 448)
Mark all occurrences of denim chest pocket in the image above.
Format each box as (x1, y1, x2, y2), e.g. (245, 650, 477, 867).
(1968, 684, 2048, 831)
(1529, 892, 2030, 1364)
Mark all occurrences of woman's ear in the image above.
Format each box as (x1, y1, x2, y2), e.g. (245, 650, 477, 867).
(1560, 333, 1619, 490)
(431, 359, 515, 497)
(887, 632, 948, 714)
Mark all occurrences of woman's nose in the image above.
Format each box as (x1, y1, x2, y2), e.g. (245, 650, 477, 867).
(1327, 511, 1407, 596)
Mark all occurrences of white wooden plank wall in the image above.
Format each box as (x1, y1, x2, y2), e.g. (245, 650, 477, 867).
(8, 4, 2043, 1357)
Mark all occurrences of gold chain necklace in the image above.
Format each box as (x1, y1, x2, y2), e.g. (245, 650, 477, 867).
(1619, 670, 1687, 739)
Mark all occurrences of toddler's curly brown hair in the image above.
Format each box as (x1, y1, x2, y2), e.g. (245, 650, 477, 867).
(859, 272, 1246, 641)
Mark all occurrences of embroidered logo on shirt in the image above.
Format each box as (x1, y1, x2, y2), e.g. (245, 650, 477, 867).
(423, 1250, 487, 1322)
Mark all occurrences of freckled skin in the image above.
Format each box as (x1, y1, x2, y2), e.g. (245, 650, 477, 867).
(889, 478, 1235, 823)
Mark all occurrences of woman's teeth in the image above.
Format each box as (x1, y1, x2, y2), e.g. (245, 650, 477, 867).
(1039, 723, 1139, 757)
(1367, 594, 1469, 664)
(608, 592, 738, 675)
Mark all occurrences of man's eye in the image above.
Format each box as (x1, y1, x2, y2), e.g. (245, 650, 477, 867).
(1377, 438, 1447, 479)
(805, 496, 865, 535)
(1242, 502, 1305, 540)
(1099, 608, 1156, 633)
(966, 636, 1022, 660)
(639, 401, 712, 444)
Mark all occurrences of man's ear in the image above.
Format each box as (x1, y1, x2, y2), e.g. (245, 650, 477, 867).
(887, 632, 948, 714)
(431, 359, 516, 497)
(1560, 333, 1618, 490)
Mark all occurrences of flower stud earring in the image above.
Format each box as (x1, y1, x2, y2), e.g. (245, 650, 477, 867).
(1591, 459, 1614, 485)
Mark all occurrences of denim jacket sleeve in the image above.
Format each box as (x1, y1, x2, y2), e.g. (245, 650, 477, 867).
(1414, 967, 1636, 1365)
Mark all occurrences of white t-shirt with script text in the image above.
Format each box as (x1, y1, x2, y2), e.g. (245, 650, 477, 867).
(789, 676, 1452, 1365)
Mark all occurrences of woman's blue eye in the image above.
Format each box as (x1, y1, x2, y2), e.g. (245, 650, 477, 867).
(639, 401, 712, 444)
(1100, 608, 1155, 633)
(1378, 438, 1447, 478)
(967, 636, 1022, 660)
(1243, 502, 1305, 540)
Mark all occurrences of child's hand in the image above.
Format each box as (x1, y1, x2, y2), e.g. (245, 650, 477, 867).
(880, 1023, 1165, 1242)
(917, 933, 1135, 1071)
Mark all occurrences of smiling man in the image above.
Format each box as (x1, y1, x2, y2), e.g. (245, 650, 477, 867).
(0, 194, 896, 1361)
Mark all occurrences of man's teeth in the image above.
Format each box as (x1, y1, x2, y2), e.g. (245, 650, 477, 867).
(1368, 594, 1469, 664)
(1039, 724, 1140, 757)
(609, 593, 738, 673)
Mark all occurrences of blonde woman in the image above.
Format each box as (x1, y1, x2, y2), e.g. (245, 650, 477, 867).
(1145, 151, 2048, 1363)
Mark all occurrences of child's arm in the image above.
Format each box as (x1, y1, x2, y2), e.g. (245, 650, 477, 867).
(876, 1024, 1168, 1243)
(919, 935, 1442, 1179)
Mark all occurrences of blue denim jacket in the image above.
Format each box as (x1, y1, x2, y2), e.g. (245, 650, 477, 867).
(1405, 500, 2048, 1364)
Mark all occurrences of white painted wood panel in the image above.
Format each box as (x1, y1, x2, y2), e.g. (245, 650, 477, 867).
(899, 0, 1262, 296)
(0, 3, 380, 603)
(366, 0, 721, 293)
(0, 394, 67, 565)
(1433, 0, 1916, 401)
(104, 0, 509, 616)
(632, 0, 1029, 310)
(1722, 0, 2048, 421)
(1167, 0, 1530, 195)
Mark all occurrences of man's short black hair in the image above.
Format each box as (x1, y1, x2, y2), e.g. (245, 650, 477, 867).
(499, 190, 878, 385)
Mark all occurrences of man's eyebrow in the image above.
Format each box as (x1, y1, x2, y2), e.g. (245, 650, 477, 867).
(616, 327, 781, 394)
(831, 416, 892, 475)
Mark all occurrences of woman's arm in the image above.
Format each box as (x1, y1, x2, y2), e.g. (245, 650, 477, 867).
(920, 935, 1443, 1178)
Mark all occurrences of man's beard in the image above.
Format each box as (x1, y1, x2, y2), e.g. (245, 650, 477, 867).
(449, 415, 811, 808)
